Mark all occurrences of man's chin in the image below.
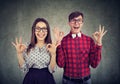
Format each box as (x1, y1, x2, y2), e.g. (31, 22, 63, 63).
(73, 30, 80, 33)
(72, 31, 80, 34)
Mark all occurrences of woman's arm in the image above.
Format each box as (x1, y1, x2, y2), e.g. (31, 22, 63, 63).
(12, 37, 27, 68)
(47, 43, 57, 73)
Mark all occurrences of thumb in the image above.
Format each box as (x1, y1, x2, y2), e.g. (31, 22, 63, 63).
(46, 43, 52, 50)
(52, 40, 57, 46)
(21, 44, 27, 49)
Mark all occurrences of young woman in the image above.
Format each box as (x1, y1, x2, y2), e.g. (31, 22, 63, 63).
(12, 18, 56, 84)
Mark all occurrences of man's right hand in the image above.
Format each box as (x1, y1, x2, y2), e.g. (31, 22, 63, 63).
(53, 28, 64, 46)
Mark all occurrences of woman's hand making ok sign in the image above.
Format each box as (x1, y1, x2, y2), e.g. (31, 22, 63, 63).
(12, 37, 27, 54)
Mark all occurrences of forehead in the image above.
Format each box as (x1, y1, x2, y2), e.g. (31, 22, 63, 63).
(73, 15, 83, 20)
(36, 22, 47, 27)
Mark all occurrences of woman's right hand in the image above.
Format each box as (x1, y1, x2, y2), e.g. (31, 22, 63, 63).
(12, 37, 27, 54)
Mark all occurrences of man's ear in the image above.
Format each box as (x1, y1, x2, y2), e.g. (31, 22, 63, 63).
(68, 22, 71, 26)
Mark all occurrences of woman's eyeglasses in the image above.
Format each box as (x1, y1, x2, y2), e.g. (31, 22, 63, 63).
(35, 27, 47, 32)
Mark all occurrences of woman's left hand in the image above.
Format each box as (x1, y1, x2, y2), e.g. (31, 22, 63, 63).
(46, 42, 57, 55)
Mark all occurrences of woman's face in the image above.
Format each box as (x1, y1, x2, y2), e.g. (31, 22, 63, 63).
(35, 21, 48, 42)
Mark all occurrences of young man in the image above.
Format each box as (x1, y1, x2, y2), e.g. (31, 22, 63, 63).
(55, 11, 107, 84)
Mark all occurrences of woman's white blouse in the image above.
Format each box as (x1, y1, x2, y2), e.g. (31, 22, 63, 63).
(21, 44, 54, 73)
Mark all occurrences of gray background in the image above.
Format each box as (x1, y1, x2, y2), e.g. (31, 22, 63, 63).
(0, 0, 119, 84)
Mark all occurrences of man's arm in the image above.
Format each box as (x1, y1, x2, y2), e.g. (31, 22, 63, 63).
(56, 44, 65, 68)
(90, 25, 107, 68)
(89, 39, 102, 68)
(53, 28, 65, 68)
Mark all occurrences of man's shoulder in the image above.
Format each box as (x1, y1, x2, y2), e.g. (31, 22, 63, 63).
(62, 33, 70, 40)
(82, 33, 92, 40)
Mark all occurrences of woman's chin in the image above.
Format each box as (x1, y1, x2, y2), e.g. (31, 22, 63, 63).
(37, 37, 45, 41)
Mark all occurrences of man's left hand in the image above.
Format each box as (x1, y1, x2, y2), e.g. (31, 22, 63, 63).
(92, 25, 107, 46)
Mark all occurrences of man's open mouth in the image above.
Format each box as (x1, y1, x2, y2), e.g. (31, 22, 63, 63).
(73, 27, 79, 29)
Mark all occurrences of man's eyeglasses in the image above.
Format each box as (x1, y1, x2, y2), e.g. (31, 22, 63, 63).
(70, 19, 83, 24)
(35, 27, 47, 32)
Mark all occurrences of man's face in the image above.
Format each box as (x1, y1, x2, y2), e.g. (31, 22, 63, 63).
(69, 15, 83, 34)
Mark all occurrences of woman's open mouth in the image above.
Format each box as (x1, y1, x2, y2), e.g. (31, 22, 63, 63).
(37, 33, 45, 38)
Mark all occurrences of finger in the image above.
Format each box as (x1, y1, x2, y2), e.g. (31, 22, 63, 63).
(54, 27, 59, 32)
(16, 37, 18, 45)
(93, 31, 99, 35)
(102, 30, 107, 36)
(59, 32, 62, 36)
(12, 42, 16, 47)
(19, 37, 22, 44)
(61, 32, 64, 35)
(92, 32, 96, 37)
(53, 42, 57, 48)
(99, 25, 101, 32)
(99, 25, 102, 32)
(101, 26, 104, 34)
(92, 33, 96, 37)
(46, 44, 52, 52)
(52, 40, 56, 45)
(59, 31, 64, 36)
(92, 32, 95, 36)
(21, 44, 27, 50)
(46, 44, 52, 49)
(92, 31, 99, 37)
(52, 28, 56, 33)
(21, 44, 27, 48)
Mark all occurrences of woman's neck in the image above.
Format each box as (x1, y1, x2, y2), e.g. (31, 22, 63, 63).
(36, 40, 46, 48)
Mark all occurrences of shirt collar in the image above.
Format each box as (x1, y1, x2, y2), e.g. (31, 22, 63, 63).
(35, 44, 47, 50)
(71, 32, 81, 39)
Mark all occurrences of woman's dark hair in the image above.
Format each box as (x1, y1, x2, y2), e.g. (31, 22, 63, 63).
(68, 11, 84, 22)
(27, 18, 52, 53)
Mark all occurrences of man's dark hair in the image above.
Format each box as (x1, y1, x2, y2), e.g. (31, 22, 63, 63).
(68, 11, 84, 22)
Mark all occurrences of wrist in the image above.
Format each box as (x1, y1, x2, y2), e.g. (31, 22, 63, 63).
(17, 52, 22, 55)
(56, 40, 61, 46)
(96, 42, 102, 46)
(51, 53, 56, 56)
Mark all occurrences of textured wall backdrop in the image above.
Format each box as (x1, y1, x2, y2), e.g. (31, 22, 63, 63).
(0, 0, 119, 84)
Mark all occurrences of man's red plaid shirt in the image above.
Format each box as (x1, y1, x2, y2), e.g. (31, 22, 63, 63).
(56, 32, 102, 78)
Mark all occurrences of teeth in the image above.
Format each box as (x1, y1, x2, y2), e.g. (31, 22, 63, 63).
(74, 27, 79, 29)
(38, 34, 44, 38)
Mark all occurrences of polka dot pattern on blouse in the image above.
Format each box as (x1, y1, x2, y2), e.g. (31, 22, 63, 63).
(21, 44, 52, 73)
